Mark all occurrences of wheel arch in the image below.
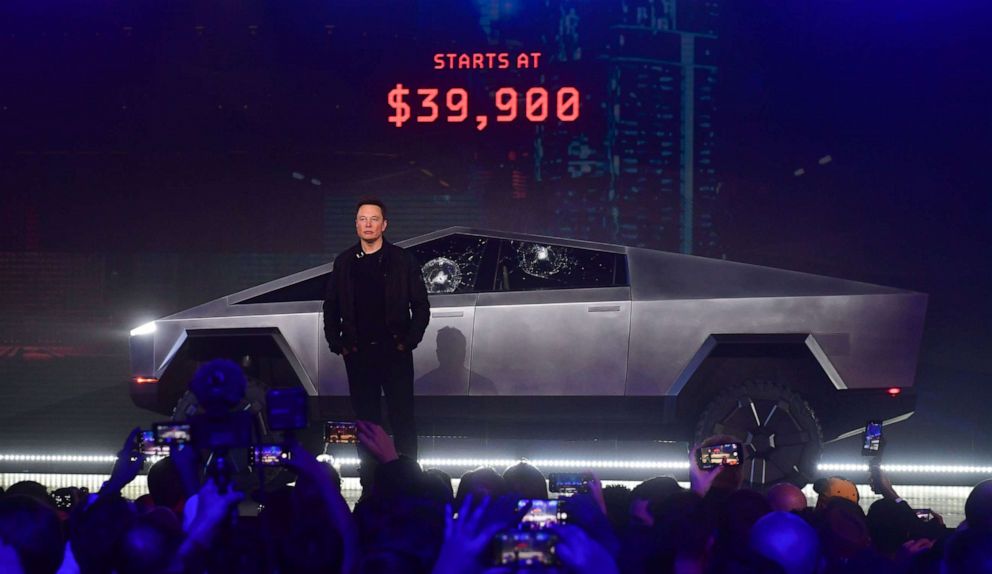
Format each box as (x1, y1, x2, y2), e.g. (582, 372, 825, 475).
(135, 328, 314, 415)
(672, 333, 843, 427)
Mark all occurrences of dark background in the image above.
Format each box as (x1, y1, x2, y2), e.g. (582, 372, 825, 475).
(0, 1, 989, 460)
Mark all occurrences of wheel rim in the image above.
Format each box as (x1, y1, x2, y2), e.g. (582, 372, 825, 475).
(712, 395, 816, 486)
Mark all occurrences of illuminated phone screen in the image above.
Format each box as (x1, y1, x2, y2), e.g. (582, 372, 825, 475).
(516, 499, 566, 530)
(251, 444, 291, 467)
(863, 421, 883, 455)
(699, 443, 742, 469)
(494, 531, 558, 567)
(324, 421, 358, 444)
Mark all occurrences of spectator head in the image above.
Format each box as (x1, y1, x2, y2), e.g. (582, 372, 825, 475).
(866, 498, 920, 555)
(294, 460, 343, 508)
(716, 489, 773, 557)
(353, 496, 444, 574)
(133, 494, 156, 513)
(4, 482, 55, 510)
(455, 467, 505, 506)
(422, 469, 454, 505)
(70, 493, 137, 574)
(502, 461, 547, 499)
(630, 476, 683, 527)
(648, 491, 710, 571)
(372, 457, 427, 500)
(965, 478, 992, 530)
(0, 495, 64, 574)
(146, 457, 187, 513)
(750, 511, 820, 574)
(817, 497, 870, 565)
(114, 509, 183, 574)
(701, 435, 745, 492)
(813, 476, 859, 511)
(766, 483, 808, 513)
(601, 484, 633, 532)
(943, 526, 992, 574)
(261, 486, 344, 574)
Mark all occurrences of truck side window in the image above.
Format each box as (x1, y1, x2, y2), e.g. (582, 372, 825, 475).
(495, 240, 628, 291)
(409, 234, 489, 294)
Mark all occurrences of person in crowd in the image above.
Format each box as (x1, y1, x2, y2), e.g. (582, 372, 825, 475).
(601, 484, 633, 533)
(964, 478, 992, 530)
(750, 511, 820, 574)
(146, 457, 188, 519)
(942, 525, 992, 574)
(712, 489, 773, 564)
(766, 482, 808, 513)
(629, 476, 683, 527)
(813, 476, 859, 510)
(114, 509, 183, 574)
(353, 420, 445, 574)
(0, 495, 64, 574)
(502, 460, 548, 499)
(455, 467, 505, 507)
(815, 497, 871, 573)
(4, 482, 57, 511)
(423, 468, 454, 504)
(14, 414, 992, 574)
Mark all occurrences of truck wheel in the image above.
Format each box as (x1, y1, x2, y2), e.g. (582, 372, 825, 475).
(694, 380, 822, 488)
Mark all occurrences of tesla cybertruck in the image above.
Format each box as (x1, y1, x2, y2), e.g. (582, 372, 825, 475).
(130, 228, 926, 486)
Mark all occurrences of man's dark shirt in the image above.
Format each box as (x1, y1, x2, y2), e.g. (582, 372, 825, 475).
(322, 239, 430, 354)
(353, 250, 389, 345)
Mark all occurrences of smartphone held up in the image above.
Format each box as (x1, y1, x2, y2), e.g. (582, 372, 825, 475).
(696, 442, 743, 470)
(862, 420, 884, 457)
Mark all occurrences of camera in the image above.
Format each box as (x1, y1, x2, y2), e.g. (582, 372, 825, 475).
(249, 444, 293, 469)
(324, 421, 358, 444)
(697, 442, 742, 470)
(517, 499, 567, 530)
(916, 508, 935, 522)
(153, 422, 192, 446)
(52, 487, 86, 512)
(493, 530, 559, 567)
(862, 420, 883, 456)
(548, 472, 592, 494)
(266, 387, 308, 431)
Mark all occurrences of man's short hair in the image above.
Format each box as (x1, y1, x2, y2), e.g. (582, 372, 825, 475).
(356, 197, 388, 220)
(965, 478, 992, 530)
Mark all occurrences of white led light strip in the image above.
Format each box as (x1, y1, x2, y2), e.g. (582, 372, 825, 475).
(818, 463, 992, 474)
(3, 454, 991, 475)
(0, 455, 118, 463)
(319, 457, 690, 469)
(416, 458, 691, 470)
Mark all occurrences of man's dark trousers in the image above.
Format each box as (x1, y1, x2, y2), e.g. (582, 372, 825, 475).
(344, 342, 418, 471)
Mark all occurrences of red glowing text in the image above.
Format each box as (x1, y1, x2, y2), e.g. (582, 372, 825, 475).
(433, 52, 542, 70)
(387, 85, 580, 131)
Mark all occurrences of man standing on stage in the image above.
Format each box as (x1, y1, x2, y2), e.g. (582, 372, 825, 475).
(323, 198, 430, 468)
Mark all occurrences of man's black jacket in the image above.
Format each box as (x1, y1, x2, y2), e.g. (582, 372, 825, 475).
(322, 240, 430, 354)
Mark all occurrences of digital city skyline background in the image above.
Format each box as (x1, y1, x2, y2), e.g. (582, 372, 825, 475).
(0, 1, 989, 456)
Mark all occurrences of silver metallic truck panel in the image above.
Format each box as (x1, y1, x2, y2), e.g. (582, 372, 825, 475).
(626, 292, 926, 396)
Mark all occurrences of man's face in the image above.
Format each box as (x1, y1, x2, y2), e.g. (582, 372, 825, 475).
(355, 204, 387, 243)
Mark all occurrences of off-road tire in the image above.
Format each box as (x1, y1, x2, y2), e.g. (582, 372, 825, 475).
(694, 380, 822, 488)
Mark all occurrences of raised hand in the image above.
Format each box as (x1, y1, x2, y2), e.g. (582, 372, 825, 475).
(356, 420, 399, 463)
(101, 427, 145, 495)
(553, 524, 620, 574)
(432, 495, 523, 574)
(689, 445, 725, 497)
